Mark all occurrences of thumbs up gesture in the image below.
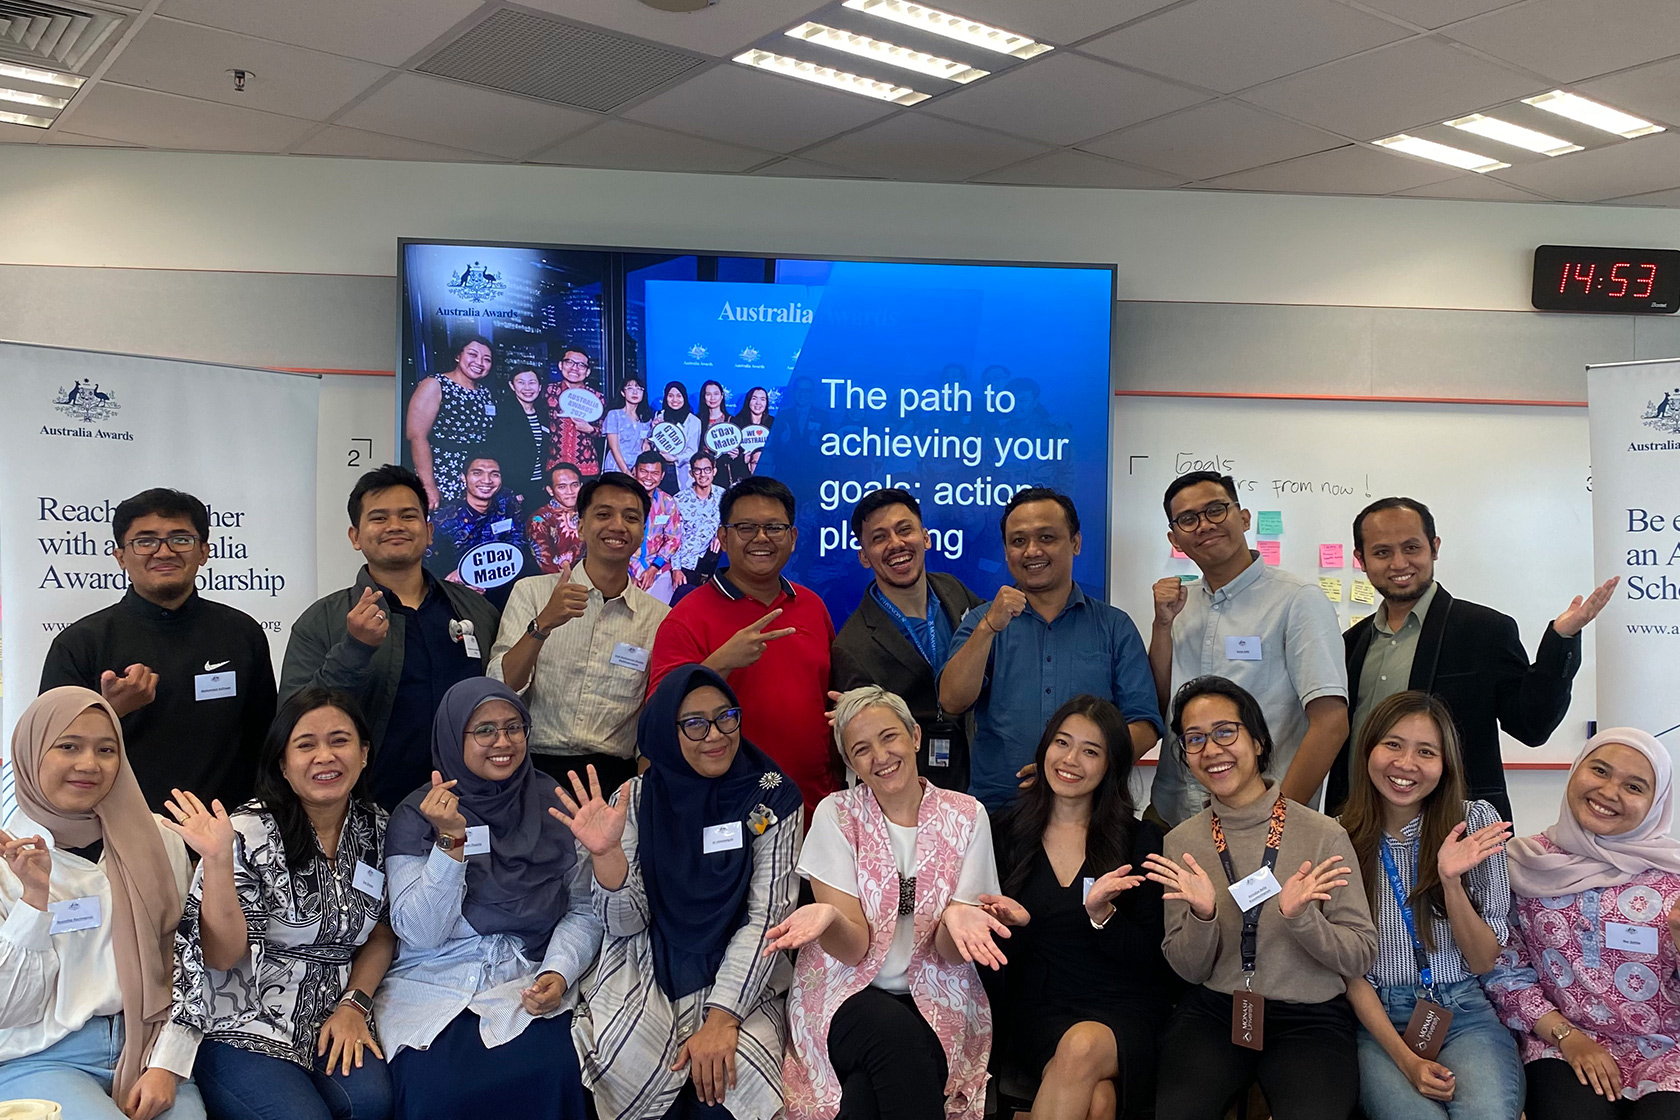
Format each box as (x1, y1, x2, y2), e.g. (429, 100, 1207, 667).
(534, 563, 590, 636)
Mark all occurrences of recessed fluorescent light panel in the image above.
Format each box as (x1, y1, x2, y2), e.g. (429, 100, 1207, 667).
(842, 0, 1051, 59)
(0, 61, 84, 89)
(1373, 134, 1510, 173)
(786, 22, 988, 82)
(1445, 114, 1581, 156)
(1523, 91, 1664, 139)
(0, 87, 71, 111)
(734, 48, 929, 104)
(0, 108, 55, 127)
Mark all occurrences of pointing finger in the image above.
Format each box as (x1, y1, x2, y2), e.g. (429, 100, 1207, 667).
(750, 608, 784, 632)
(760, 627, 798, 642)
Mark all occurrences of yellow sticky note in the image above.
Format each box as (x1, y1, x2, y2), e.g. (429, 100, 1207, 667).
(1319, 576, 1343, 602)
(1351, 579, 1376, 605)
(1349, 613, 1369, 628)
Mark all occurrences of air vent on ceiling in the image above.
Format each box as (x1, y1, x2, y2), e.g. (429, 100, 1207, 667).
(416, 9, 705, 113)
(0, 0, 122, 72)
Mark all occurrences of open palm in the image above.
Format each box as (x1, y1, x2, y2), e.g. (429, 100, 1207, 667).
(161, 789, 235, 860)
(550, 764, 628, 856)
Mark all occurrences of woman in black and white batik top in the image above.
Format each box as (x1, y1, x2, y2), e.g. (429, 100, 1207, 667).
(168, 688, 396, 1120)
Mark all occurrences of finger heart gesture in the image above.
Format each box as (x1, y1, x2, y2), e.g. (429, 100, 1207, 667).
(419, 770, 466, 836)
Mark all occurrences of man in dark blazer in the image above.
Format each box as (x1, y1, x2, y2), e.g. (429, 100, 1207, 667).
(1330, 496, 1618, 820)
(831, 488, 983, 791)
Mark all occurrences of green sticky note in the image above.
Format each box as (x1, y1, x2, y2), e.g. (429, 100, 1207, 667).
(1256, 510, 1283, 536)
(1178, 573, 1200, 583)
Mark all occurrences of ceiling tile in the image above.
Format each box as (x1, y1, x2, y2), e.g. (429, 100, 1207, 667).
(54, 83, 316, 152)
(513, 0, 827, 58)
(158, 0, 484, 66)
(799, 111, 1051, 180)
(37, 131, 142, 147)
(1241, 37, 1540, 140)
(1446, 0, 1680, 83)
(1080, 0, 1411, 94)
(622, 63, 893, 154)
(1352, 0, 1521, 29)
(929, 0, 1180, 44)
(1203, 142, 1461, 193)
(1604, 186, 1680, 207)
(925, 52, 1207, 145)
(752, 156, 876, 178)
(334, 73, 597, 160)
(292, 124, 504, 162)
(0, 124, 45, 144)
(1577, 57, 1680, 132)
(529, 120, 773, 173)
(1081, 99, 1344, 179)
(101, 17, 389, 122)
(970, 149, 1186, 187)
(1490, 133, 1680, 201)
(1390, 173, 1552, 200)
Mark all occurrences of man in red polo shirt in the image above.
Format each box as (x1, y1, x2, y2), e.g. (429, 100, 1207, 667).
(648, 475, 836, 821)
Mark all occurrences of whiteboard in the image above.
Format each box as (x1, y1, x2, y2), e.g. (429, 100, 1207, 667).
(314, 374, 397, 592)
(1108, 394, 1594, 765)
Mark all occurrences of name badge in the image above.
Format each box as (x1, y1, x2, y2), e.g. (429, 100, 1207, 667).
(483, 403, 497, 419)
(49, 896, 102, 934)
(1231, 989, 1264, 1050)
(703, 821, 744, 854)
(1227, 865, 1283, 911)
(1082, 877, 1095, 903)
(1606, 920, 1659, 954)
(928, 737, 951, 768)
(609, 642, 651, 671)
(462, 633, 482, 659)
(1402, 999, 1454, 1060)
(1225, 636, 1263, 661)
(491, 518, 514, 536)
(463, 825, 491, 857)
(352, 861, 386, 899)
(195, 671, 237, 701)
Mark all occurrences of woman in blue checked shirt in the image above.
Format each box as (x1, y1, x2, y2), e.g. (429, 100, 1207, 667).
(1339, 690, 1522, 1120)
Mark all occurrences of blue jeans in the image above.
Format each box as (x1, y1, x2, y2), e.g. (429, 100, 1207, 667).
(193, 1038, 391, 1120)
(1356, 979, 1524, 1120)
(0, 1016, 206, 1120)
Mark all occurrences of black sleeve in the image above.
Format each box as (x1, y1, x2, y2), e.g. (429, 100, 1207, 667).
(244, 623, 279, 760)
(1101, 820, 1167, 960)
(1490, 614, 1580, 747)
(39, 627, 99, 693)
(829, 635, 871, 694)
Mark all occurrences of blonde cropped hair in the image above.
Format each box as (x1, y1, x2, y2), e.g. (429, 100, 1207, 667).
(831, 686, 916, 756)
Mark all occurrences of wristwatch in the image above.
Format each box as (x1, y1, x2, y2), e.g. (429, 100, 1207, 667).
(339, 988, 374, 1020)
(1551, 1023, 1575, 1044)
(435, 831, 466, 852)
(1089, 903, 1117, 931)
(526, 616, 551, 641)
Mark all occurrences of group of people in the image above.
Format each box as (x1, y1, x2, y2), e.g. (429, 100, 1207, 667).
(4, 460, 1675, 1120)
(404, 337, 778, 604)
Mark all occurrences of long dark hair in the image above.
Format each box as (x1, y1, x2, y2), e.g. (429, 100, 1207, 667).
(732, 385, 772, 428)
(699, 379, 729, 425)
(255, 688, 375, 872)
(659, 380, 693, 426)
(620, 374, 654, 423)
(996, 695, 1137, 896)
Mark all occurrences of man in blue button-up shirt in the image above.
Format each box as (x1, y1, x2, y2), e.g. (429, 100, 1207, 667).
(939, 488, 1162, 812)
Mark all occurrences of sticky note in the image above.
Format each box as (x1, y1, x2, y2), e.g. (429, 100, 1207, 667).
(1170, 546, 1188, 559)
(1256, 511, 1283, 536)
(1319, 543, 1344, 568)
(1178, 573, 1200, 583)
(1319, 576, 1343, 602)
(1257, 540, 1281, 565)
(1349, 613, 1369, 628)
(1351, 579, 1376, 605)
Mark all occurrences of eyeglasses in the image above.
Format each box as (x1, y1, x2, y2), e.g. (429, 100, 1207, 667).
(467, 721, 528, 747)
(725, 521, 791, 541)
(1169, 501, 1236, 532)
(559, 358, 590, 370)
(123, 533, 201, 555)
(1181, 722, 1243, 754)
(678, 707, 742, 742)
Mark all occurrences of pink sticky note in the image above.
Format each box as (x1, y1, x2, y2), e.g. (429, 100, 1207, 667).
(1258, 540, 1281, 566)
(1319, 543, 1345, 568)
(1170, 546, 1188, 559)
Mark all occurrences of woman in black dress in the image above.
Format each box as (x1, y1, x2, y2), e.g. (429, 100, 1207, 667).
(988, 695, 1174, 1120)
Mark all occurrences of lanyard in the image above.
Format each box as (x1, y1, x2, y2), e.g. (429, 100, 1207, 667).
(1210, 795, 1287, 980)
(1378, 838, 1435, 1000)
(871, 582, 946, 668)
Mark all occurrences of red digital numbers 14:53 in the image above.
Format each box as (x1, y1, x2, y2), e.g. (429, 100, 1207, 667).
(1559, 261, 1659, 298)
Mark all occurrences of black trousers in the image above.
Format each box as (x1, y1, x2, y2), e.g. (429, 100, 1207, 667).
(1155, 985, 1357, 1120)
(660, 1082, 736, 1120)
(828, 987, 949, 1120)
(1527, 1058, 1680, 1120)
(531, 750, 639, 798)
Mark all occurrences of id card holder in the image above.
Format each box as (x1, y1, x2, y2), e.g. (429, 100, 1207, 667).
(1402, 999, 1453, 1060)
(1231, 988, 1264, 1050)
(928, 737, 951, 768)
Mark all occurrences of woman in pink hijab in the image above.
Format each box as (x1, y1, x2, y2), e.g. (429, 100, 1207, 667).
(0, 686, 204, 1119)
(1486, 727, 1680, 1119)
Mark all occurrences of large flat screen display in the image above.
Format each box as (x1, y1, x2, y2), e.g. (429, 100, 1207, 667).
(398, 240, 1114, 619)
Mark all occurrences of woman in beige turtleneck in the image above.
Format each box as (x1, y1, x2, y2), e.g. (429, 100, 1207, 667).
(1144, 676, 1376, 1120)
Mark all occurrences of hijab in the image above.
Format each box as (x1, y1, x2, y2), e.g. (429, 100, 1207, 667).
(637, 664, 801, 999)
(1507, 727, 1680, 897)
(659, 381, 694, 427)
(10, 687, 180, 1101)
(385, 678, 577, 958)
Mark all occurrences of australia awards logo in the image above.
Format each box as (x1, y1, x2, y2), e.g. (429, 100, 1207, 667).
(1641, 389, 1680, 435)
(446, 261, 507, 304)
(739, 346, 760, 364)
(53, 378, 121, 423)
(685, 344, 711, 366)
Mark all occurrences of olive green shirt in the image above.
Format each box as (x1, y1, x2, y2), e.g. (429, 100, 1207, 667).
(1350, 580, 1441, 748)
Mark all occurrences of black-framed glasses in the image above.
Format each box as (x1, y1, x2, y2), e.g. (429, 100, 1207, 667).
(678, 707, 742, 742)
(468, 720, 528, 748)
(559, 357, 591, 370)
(123, 533, 201, 555)
(724, 522, 790, 541)
(1169, 501, 1236, 532)
(1181, 722, 1243, 754)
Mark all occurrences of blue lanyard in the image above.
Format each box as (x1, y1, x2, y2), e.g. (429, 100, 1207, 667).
(871, 582, 945, 667)
(1378, 838, 1435, 999)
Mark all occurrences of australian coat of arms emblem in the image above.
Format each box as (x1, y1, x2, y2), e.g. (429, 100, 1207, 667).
(1642, 389, 1680, 435)
(447, 261, 507, 304)
(54, 378, 120, 423)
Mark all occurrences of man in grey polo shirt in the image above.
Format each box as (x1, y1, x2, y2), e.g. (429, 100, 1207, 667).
(1146, 470, 1349, 827)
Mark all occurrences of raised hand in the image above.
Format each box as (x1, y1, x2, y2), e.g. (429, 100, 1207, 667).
(710, 609, 797, 674)
(535, 563, 590, 634)
(982, 586, 1028, 634)
(1152, 576, 1188, 628)
(550, 765, 628, 856)
(346, 587, 389, 648)
(100, 663, 157, 717)
(1401, 1054, 1455, 1102)
(763, 903, 840, 955)
(160, 790, 236, 863)
(520, 970, 568, 1016)
(316, 1001, 383, 1077)
(0, 829, 52, 910)
(941, 900, 1012, 970)
(1278, 856, 1349, 918)
(976, 893, 1031, 928)
(1437, 819, 1513, 882)
(1554, 577, 1619, 637)
(1082, 865, 1146, 924)
(1144, 852, 1217, 920)
(418, 770, 467, 839)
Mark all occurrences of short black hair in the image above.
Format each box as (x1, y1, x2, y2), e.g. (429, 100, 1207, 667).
(1000, 486, 1078, 540)
(1169, 675, 1274, 774)
(633, 450, 665, 470)
(463, 452, 501, 474)
(348, 465, 426, 525)
(113, 488, 209, 545)
(547, 461, 582, 486)
(579, 471, 651, 520)
(850, 487, 921, 541)
(722, 475, 795, 524)
(1353, 496, 1437, 553)
(689, 450, 717, 469)
(1163, 471, 1240, 520)
(451, 336, 492, 363)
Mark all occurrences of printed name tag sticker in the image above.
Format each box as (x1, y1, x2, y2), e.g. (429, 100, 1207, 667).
(703, 821, 744, 854)
(1227, 866, 1283, 911)
(195, 671, 237, 701)
(49, 896, 102, 934)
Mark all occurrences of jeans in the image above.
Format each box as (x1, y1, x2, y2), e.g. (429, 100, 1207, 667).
(0, 1016, 206, 1120)
(192, 1037, 392, 1120)
(1356, 979, 1524, 1120)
